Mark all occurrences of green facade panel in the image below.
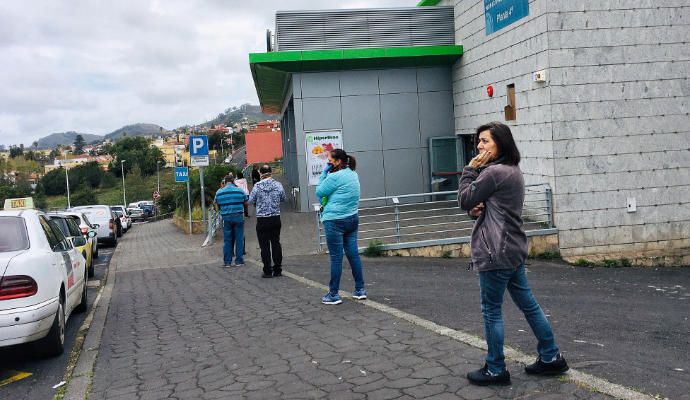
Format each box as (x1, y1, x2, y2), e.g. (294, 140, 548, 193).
(250, 45, 463, 114)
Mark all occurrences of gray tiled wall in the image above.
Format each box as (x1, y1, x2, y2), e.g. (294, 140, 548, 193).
(287, 67, 455, 211)
(443, 0, 690, 260)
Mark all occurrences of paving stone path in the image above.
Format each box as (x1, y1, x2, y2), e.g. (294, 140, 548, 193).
(90, 221, 612, 399)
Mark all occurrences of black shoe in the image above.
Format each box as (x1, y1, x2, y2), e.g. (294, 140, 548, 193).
(525, 354, 569, 375)
(261, 273, 273, 278)
(273, 272, 282, 277)
(467, 364, 511, 386)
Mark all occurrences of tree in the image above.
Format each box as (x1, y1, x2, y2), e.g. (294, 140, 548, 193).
(40, 168, 67, 195)
(109, 137, 164, 177)
(9, 145, 23, 158)
(71, 184, 97, 206)
(73, 134, 86, 155)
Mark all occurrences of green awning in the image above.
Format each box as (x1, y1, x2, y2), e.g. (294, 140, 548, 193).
(249, 45, 463, 114)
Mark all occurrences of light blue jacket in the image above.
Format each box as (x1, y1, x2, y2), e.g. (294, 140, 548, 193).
(316, 167, 360, 222)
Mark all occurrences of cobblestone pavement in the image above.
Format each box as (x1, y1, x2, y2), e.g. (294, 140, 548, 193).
(90, 221, 612, 399)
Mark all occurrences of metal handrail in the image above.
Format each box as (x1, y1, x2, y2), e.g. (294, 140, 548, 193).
(314, 183, 555, 252)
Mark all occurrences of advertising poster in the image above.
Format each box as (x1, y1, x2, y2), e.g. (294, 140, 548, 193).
(305, 130, 342, 186)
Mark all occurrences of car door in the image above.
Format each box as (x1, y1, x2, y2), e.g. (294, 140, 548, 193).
(40, 217, 82, 316)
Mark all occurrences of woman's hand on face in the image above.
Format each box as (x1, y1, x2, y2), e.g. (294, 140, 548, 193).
(468, 151, 492, 169)
(469, 202, 484, 218)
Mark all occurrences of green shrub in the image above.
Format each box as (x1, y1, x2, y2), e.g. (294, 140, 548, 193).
(532, 250, 562, 260)
(574, 259, 592, 267)
(441, 250, 452, 259)
(363, 240, 385, 257)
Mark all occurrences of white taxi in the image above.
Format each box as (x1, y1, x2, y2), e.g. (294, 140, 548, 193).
(0, 198, 88, 356)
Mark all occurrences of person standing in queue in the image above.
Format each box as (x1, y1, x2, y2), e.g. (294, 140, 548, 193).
(316, 149, 366, 305)
(251, 165, 261, 186)
(214, 172, 248, 268)
(458, 122, 568, 386)
(248, 165, 286, 278)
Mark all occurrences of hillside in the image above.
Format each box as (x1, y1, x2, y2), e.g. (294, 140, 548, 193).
(200, 104, 274, 128)
(37, 131, 103, 149)
(104, 123, 165, 141)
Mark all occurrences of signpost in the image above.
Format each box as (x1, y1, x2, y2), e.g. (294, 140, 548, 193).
(190, 135, 209, 233)
(174, 166, 193, 235)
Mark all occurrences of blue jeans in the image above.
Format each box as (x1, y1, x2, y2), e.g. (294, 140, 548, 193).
(479, 264, 559, 374)
(323, 214, 365, 294)
(222, 214, 244, 265)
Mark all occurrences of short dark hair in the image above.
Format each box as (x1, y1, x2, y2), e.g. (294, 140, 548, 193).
(259, 164, 271, 175)
(475, 122, 521, 165)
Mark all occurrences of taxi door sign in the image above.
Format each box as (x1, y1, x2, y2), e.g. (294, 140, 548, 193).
(3, 197, 34, 210)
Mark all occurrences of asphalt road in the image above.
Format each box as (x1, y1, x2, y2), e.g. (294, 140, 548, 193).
(285, 255, 690, 399)
(0, 245, 114, 400)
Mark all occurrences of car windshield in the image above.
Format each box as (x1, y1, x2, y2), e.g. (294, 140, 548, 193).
(113, 210, 123, 217)
(0, 217, 30, 252)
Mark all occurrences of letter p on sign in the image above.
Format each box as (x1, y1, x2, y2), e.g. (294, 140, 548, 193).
(189, 135, 208, 156)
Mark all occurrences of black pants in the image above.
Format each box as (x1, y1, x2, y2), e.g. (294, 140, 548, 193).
(256, 215, 282, 275)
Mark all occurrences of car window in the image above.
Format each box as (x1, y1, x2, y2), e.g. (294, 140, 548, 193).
(50, 217, 71, 237)
(0, 217, 30, 252)
(48, 219, 71, 251)
(39, 216, 66, 251)
(81, 213, 93, 227)
(65, 218, 82, 236)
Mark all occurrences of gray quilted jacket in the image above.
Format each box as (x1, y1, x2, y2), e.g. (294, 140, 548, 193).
(458, 161, 528, 272)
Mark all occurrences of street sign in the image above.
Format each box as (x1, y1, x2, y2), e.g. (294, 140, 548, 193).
(175, 166, 189, 182)
(153, 190, 160, 200)
(484, 0, 529, 35)
(189, 135, 209, 166)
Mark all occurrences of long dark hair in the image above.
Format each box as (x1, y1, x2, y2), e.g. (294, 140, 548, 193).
(475, 122, 521, 165)
(330, 149, 356, 171)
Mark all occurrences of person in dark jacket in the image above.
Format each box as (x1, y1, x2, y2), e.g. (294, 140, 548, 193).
(248, 165, 286, 278)
(251, 165, 261, 186)
(458, 122, 568, 386)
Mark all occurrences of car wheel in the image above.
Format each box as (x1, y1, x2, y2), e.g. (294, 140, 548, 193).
(75, 274, 88, 313)
(39, 297, 65, 357)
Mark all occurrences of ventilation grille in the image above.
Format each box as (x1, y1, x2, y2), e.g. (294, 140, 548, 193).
(275, 7, 455, 51)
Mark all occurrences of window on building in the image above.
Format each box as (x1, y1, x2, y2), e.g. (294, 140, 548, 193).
(505, 84, 516, 121)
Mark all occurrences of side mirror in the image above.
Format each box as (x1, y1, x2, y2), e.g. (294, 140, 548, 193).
(87, 231, 97, 238)
(73, 236, 87, 247)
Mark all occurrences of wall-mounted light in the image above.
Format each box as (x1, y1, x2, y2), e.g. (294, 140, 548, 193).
(487, 85, 494, 97)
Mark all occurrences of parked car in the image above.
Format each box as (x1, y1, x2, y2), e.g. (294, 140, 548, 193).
(126, 207, 144, 222)
(110, 206, 131, 231)
(59, 211, 100, 261)
(47, 212, 98, 277)
(46, 214, 95, 279)
(112, 209, 129, 234)
(0, 202, 88, 356)
(68, 205, 118, 246)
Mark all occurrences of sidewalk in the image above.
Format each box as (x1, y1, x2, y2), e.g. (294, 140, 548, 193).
(86, 221, 614, 399)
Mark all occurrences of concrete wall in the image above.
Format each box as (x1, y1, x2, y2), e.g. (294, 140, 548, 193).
(444, 0, 690, 263)
(287, 67, 455, 212)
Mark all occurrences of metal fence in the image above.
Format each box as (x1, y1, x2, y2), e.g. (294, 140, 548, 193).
(315, 183, 555, 252)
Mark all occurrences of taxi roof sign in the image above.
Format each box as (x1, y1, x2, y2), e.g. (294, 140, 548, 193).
(3, 197, 35, 210)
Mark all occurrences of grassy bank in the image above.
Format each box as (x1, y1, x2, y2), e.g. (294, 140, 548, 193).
(45, 168, 180, 210)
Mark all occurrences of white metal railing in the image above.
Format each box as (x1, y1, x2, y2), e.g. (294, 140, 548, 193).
(314, 183, 555, 252)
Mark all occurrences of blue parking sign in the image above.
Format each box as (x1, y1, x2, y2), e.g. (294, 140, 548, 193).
(485, 0, 529, 35)
(189, 135, 209, 156)
(175, 166, 189, 182)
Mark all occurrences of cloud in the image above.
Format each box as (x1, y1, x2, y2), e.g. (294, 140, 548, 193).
(0, 0, 418, 147)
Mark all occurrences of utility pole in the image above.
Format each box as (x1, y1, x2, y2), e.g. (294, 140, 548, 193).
(121, 160, 127, 206)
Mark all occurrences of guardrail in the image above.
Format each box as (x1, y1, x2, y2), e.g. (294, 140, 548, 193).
(314, 183, 555, 252)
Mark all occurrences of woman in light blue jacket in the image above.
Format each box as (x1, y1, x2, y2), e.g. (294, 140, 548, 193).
(316, 149, 366, 305)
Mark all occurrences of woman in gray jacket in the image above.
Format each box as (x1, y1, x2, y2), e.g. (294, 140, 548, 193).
(459, 122, 568, 386)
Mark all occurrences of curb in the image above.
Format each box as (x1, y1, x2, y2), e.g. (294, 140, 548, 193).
(246, 258, 654, 400)
(62, 249, 120, 400)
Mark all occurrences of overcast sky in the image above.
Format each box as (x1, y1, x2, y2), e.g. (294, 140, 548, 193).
(0, 0, 418, 147)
